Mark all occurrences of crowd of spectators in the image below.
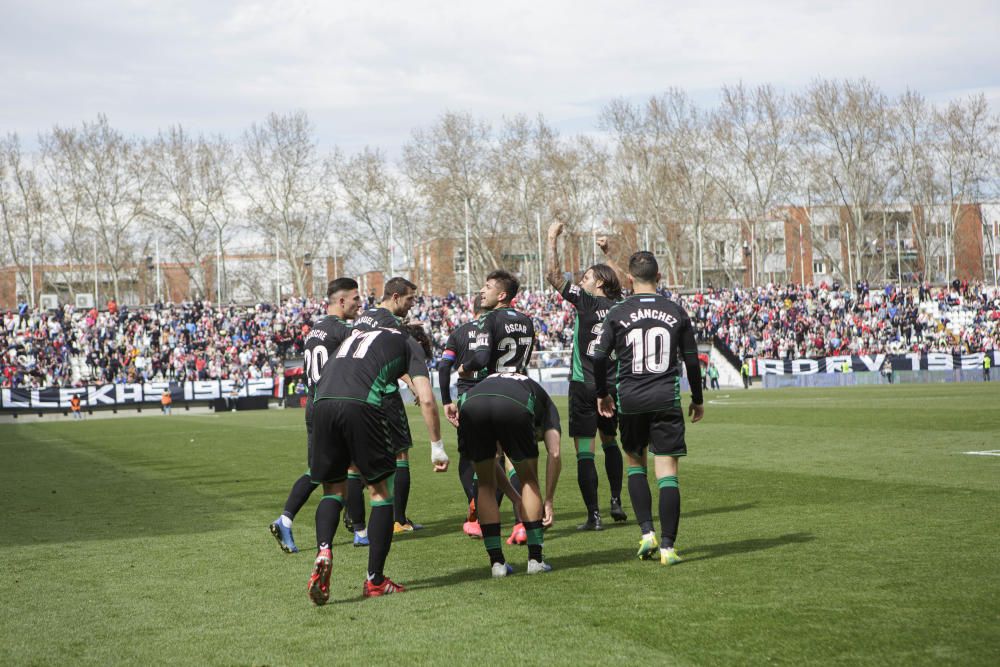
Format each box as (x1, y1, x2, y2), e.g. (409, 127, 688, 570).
(3, 279, 998, 389)
(693, 280, 1000, 361)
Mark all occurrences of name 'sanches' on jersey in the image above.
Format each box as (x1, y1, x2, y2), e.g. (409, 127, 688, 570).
(594, 294, 698, 414)
(467, 307, 536, 377)
(560, 281, 614, 386)
(459, 372, 561, 435)
(314, 327, 428, 407)
(302, 315, 352, 392)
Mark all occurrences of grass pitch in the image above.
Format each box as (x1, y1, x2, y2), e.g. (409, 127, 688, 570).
(2, 384, 999, 665)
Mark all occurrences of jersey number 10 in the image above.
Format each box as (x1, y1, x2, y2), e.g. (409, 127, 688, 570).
(625, 326, 671, 374)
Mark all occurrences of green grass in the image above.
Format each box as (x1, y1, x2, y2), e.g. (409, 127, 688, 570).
(2, 384, 999, 665)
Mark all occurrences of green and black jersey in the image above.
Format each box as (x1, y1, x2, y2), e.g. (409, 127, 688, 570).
(458, 372, 561, 436)
(559, 280, 615, 386)
(353, 306, 429, 392)
(353, 306, 403, 333)
(593, 293, 703, 414)
(464, 307, 536, 378)
(313, 327, 428, 408)
(302, 315, 352, 394)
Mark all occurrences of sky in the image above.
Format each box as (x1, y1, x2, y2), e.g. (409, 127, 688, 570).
(2, 0, 998, 154)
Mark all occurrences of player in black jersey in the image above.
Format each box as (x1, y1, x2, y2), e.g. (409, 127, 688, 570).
(463, 270, 535, 377)
(270, 278, 360, 554)
(441, 295, 526, 538)
(461, 270, 536, 543)
(306, 324, 433, 603)
(439, 296, 486, 536)
(457, 372, 562, 577)
(546, 218, 628, 531)
(593, 251, 704, 566)
(353, 277, 448, 535)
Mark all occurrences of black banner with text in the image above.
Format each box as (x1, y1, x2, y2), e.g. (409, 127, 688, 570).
(1, 378, 280, 411)
(755, 351, 999, 376)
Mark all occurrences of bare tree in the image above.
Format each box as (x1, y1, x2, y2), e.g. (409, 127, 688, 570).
(40, 116, 150, 303)
(331, 147, 397, 276)
(0, 134, 47, 303)
(793, 79, 897, 285)
(403, 112, 499, 289)
(237, 111, 333, 300)
(710, 83, 794, 285)
(146, 126, 238, 300)
(933, 93, 999, 279)
(601, 97, 681, 282)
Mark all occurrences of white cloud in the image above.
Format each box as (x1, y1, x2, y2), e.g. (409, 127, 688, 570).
(2, 0, 998, 152)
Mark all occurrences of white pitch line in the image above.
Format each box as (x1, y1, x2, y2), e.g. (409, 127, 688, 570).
(963, 450, 1000, 456)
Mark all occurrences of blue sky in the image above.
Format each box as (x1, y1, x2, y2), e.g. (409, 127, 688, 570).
(2, 0, 998, 153)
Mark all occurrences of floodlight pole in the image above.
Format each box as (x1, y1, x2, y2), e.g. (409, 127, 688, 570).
(93, 238, 99, 306)
(274, 232, 281, 305)
(155, 237, 162, 304)
(464, 198, 471, 297)
(895, 218, 903, 292)
(28, 236, 35, 309)
(535, 211, 543, 293)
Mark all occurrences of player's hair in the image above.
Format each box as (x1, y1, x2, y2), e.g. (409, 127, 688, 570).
(628, 251, 659, 283)
(383, 276, 417, 300)
(589, 264, 622, 300)
(472, 294, 485, 314)
(327, 277, 358, 299)
(405, 323, 433, 358)
(487, 270, 519, 303)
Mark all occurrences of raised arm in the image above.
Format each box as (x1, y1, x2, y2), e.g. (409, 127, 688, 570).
(546, 220, 567, 290)
(597, 235, 628, 290)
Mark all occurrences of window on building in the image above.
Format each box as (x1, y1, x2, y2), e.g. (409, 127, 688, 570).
(453, 247, 466, 274)
(715, 240, 726, 259)
(813, 260, 826, 275)
(826, 224, 840, 240)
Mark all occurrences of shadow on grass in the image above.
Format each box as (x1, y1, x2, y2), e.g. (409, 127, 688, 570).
(684, 502, 757, 519)
(400, 531, 816, 592)
(681, 532, 815, 563)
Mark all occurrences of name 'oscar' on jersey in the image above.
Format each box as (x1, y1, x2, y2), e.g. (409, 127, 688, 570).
(470, 307, 535, 377)
(594, 294, 697, 414)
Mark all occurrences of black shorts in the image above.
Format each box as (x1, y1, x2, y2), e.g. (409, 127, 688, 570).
(305, 398, 315, 471)
(454, 380, 477, 458)
(310, 399, 396, 484)
(568, 382, 618, 439)
(458, 396, 537, 464)
(383, 391, 413, 454)
(619, 408, 687, 457)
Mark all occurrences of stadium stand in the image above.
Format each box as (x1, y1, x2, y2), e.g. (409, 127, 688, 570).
(2, 282, 998, 390)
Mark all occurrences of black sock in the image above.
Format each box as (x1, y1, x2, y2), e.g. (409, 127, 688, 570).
(577, 453, 599, 513)
(367, 503, 394, 584)
(348, 475, 366, 531)
(508, 472, 522, 523)
(602, 442, 624, 500)
(627, 467, 654, 534)
(481, 522, 505, 565)
(523, 520, 544, 562)
(458, 455, 475, 503)
(393, 461, 410, 524)
(315, 494, 343, 551)
(282, 474, 319, 519)
(658, 477, 680, 548)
